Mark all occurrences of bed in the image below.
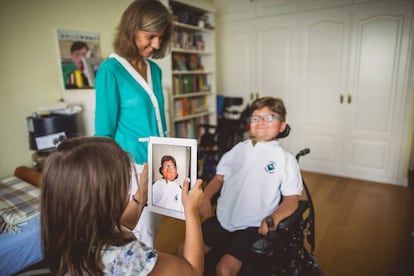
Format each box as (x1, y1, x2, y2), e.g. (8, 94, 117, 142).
(0, 214, 42, 275)
(0, 166, 43, 275)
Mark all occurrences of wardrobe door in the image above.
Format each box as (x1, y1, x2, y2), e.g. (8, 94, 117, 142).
(298, 8, 352, 174)
(341, 2, 414, 184)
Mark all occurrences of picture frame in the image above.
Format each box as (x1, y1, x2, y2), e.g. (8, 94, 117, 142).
(148, 136, 197, 220)
(83, 57, 104, 87)
(57, 29, 101, 89)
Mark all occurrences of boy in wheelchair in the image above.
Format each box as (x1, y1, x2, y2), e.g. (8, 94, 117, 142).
(199, 97, 303, 276)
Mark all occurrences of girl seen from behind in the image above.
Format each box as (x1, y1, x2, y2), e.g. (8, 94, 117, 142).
(41, 137, 204, 275)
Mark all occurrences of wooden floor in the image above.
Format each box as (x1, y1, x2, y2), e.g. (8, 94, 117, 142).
(154, 171, 414, 276)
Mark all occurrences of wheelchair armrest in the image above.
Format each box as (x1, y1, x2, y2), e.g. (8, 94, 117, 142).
(251, 200, 309, 255)
(278, 200, 309, 230)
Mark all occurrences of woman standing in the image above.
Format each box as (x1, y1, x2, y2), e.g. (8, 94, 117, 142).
(95, 0, 172, 246)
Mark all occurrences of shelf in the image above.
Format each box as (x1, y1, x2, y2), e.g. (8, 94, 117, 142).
(173, 91, 211, 99)
(173, 111, 212, 122)
(171, 48, 213, 55)
(172, 70, 212, 75)
(173, 21, 214, 32)
(166, 0, 216, 139)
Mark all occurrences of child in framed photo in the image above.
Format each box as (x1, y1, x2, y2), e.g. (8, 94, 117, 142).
(152, 155, 184, 212)
(57, 29, 101, 89)
(148, 137, 197, 220)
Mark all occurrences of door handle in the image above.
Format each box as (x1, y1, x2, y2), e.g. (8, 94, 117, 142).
(348, 94, 352, 104)
(340, 94, 344, 104)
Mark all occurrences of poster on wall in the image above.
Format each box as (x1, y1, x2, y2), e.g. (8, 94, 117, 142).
(57, 29, 103, 89)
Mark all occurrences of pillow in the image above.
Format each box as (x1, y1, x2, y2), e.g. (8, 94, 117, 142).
(14, 166, 41, 187)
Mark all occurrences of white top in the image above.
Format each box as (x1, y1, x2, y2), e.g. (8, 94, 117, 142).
(216, 139, 303, 231)
(101, 239, 157, 275)
(129, 164, 161, 247)
(152, 179, 184, 212)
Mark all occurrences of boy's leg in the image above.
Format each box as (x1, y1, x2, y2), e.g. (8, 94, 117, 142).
(202, 216, 233, 275)
(217, 227, 263, 276)
(202, 216, 233, 250)
(216, 254, 242, 276)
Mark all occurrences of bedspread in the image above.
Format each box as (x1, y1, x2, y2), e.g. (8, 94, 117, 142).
(0, 214, 43, 275)
(0, 176, 40, 233)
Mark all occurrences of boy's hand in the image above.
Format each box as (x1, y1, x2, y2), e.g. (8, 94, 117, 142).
(182, 178, 204, 215)
(258, 216, 276, 236)
(258, 219, 269, 235)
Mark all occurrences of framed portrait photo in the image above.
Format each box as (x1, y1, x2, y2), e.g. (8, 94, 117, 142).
(148, 136, 197, 220)
(57, 29, 101, 89)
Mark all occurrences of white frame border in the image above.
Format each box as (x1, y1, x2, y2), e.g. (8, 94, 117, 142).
(148, 136, 197, 220)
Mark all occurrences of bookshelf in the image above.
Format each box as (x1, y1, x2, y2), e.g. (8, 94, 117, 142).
(167, 0, 216, 139)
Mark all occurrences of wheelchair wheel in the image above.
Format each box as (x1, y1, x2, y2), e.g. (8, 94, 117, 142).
(291, 248, 323, 276)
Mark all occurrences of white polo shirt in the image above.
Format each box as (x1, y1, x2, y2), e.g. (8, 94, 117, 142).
(216, 139, 303, 231)
(152, 179, 184, 212)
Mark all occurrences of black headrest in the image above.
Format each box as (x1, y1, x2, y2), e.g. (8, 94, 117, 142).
(276, 124, 290, 139)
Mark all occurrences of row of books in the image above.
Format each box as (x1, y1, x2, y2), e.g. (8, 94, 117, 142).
(173, 74, 209, 95)
(173, 53, 203, 71)
(172, 30, 205, 51)
(174, 97, 207, 118)
(174, 116, 209, 139)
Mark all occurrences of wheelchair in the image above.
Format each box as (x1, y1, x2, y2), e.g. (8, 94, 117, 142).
(198, 119, 322, 276)
(243, 147, 321, 276)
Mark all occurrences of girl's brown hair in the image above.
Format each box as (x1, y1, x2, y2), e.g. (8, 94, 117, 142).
(41, 137, 135, 275)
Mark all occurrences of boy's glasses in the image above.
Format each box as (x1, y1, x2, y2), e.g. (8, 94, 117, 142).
(248, 114, 283, 124)
(162, 164, 176, 169)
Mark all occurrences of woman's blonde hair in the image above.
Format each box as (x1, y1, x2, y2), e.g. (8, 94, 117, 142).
(113, 0, 173, 59)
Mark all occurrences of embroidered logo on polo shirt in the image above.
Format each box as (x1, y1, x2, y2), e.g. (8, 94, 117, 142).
(265, 161, 276, 174)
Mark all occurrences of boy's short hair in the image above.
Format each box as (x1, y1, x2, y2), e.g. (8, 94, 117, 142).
(250, 97, 287, 122)
(70, 41, 88, 53)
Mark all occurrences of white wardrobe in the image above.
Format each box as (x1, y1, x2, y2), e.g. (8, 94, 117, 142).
(216, 0, 414, 186)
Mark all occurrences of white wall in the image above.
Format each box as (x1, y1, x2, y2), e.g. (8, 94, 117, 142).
(0, 0, 132, 178)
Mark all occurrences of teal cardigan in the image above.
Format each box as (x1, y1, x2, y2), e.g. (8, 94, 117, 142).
(94, 57, 167, 164)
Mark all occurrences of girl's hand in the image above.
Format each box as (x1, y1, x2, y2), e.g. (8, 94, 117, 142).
(181, 178, 204, 215)
(136, 163, 148, 204)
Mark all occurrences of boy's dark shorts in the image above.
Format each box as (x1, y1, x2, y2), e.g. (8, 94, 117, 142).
(202, 216, 263, 263)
